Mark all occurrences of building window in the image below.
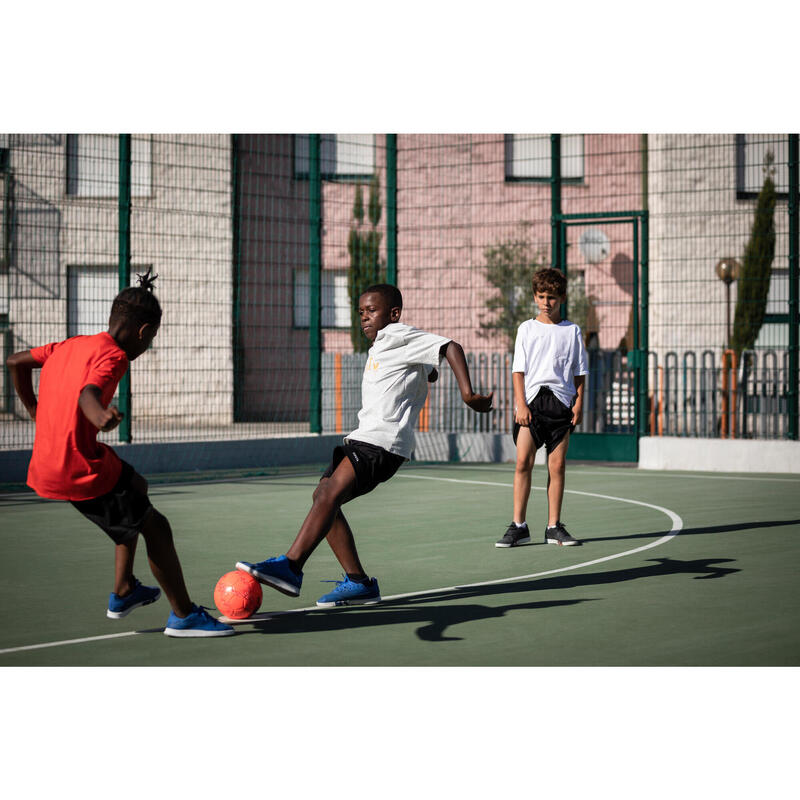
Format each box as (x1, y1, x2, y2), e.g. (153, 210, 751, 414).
(66, 135, 152, 198)
(294, 135, 375, 179)
(67, 265, 150, 337)
(736, 134, 789, 199)
(293, 270, 350, 328)
(505, 134, 584, 182)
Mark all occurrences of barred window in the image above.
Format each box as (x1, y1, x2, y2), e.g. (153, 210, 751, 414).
(294, 134, 375, 179)
(505, 134, 584, 181)
(293, 269, 350, 328)
(66, 135, 152, 198)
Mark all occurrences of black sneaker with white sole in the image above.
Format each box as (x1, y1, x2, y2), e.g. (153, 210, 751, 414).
(544, 521, 581, 546)
(495, 522, 531, 548)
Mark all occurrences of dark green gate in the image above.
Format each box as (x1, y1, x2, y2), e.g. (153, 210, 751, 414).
(556, 211, 648, 462)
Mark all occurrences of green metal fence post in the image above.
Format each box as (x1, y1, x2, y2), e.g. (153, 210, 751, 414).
(640, 210, 650, 437)
(550, 134, 562, 272)
(386, 134, 398, 286)
(788, 133, 798, 440)
(309, 134, 322, 433)
(231, 134, 243, 422)
(118, 134, 132, 443)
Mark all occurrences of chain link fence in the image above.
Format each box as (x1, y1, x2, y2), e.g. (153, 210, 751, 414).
(1, 134, 797, 459)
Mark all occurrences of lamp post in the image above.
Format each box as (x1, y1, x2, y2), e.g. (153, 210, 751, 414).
(715, 257, 741, 348)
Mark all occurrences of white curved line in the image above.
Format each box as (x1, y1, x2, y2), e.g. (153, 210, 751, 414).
(0, 474, 684, 649)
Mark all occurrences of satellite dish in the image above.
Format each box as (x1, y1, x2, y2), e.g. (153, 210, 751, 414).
(579, 228, 610, 263)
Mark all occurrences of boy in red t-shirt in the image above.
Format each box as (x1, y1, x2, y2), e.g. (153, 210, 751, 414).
(6, 270, 233, 638)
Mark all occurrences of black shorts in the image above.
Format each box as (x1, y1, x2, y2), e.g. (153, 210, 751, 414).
(322, 440, 406, 500)
(70, 460, 153, 545)
(512, 386, 574, 454)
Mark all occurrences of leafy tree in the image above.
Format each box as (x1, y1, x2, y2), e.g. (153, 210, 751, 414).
(347, 175, 385, 352)
(478, 228, 545, 349)
(730, 152, 777, 355)
(479, 227, 594, 349)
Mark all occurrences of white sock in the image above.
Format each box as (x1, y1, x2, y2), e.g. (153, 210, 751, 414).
(514, 521, 527, 528)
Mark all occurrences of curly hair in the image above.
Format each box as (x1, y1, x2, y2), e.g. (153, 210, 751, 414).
(362, 283, 403, 310)
(531, 267, 567, 297)
(109, 267, 162, 327)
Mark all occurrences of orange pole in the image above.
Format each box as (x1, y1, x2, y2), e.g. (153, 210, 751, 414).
(419, 394, 430, 432)
(334, 353, 342, 434)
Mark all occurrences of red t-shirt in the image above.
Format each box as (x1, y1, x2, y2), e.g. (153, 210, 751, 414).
(28, 332, 129, 501)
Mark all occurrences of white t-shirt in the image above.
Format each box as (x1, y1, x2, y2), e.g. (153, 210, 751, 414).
(347, 322, 451, 458)
(512, 318, 589, 408)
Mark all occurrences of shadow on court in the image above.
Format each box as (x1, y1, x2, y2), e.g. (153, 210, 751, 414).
(245, 556, 738, 642)
(580, 519, 800, 544)
(248, 598, 593, 642)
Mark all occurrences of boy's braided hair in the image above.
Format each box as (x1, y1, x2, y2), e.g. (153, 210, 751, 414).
(110, 267, 162, 327)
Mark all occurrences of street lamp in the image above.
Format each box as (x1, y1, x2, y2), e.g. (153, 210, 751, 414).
(715, 257, 741, 348)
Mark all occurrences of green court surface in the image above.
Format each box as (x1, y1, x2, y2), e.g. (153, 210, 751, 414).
(1, 462, 799, 666)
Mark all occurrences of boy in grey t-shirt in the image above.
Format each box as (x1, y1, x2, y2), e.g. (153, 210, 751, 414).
(496, 268, 588, 549)
(237, 284, 493, 608)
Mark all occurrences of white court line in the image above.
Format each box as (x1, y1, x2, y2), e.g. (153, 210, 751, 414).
(0, 474, 683, 651)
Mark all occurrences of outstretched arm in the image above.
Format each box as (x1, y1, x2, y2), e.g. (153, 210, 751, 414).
(441, 341, 493, 412)
(78, 385, 124, 432)
(6, 350, 40, 421)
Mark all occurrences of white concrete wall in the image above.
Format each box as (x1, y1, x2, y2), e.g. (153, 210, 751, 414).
(639, 436, 800, 473)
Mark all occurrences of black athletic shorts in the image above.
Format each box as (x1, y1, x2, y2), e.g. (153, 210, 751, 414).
(512, 386, 575, 454)
(322, 440, 406, 500)
(70, 460, 153, 545)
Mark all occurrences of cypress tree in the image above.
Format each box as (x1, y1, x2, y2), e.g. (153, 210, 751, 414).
(348, 175, 385, 352)
(730, 152, 777, 354)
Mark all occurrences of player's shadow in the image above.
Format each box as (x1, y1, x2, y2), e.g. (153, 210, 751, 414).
(249, 597, 593, 642)
(246, 556, 738, 642)
(579, 519, 800, 545)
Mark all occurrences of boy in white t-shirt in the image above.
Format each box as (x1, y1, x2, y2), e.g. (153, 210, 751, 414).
(496, 268, 588, 549)
(237, 284, 493, 607)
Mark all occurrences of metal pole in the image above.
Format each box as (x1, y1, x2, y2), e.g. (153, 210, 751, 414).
(640, 210, 650, 437)
(386, 134, 398, 286)
(550, 134, 562, 272)
(788, 133, 798, 440)
(309, 134, 322, 434)
(118, 134, 132, 443)
(231, 134, 243, 422)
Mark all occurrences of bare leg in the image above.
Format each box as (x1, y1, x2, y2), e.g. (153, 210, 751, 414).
(513, 425, 537, 524)
(286, 456, 358, 570)
(545, 432, 570, 527)
(139, 509, 193, 618)
(113, 537, 138, 596)
(325, 510, 367, 577)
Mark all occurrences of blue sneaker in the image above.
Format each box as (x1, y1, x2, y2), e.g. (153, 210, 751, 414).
(163, 604, 235, 638)
(316, 576, 381, 608)
(236, 555, 302, 597)
(107, 579, 161, 619)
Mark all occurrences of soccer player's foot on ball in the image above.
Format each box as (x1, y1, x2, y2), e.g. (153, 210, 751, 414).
(544, 521, 581, 546)
(316, 575, 381, 608)
(163, 604, 235, 637)
(107, 578, 161, 619)
(236, 554, 302, 597)
(495, 522, 531, 548)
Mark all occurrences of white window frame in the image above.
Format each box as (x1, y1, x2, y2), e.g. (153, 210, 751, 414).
(294, 135, 375, 179)
(293, 269, 350, 328)
(505, 134, 584, 182)
(66, 134, 153, 198)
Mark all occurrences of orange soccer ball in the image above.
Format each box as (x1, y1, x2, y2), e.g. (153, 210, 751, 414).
(214, 570, 263, 619)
